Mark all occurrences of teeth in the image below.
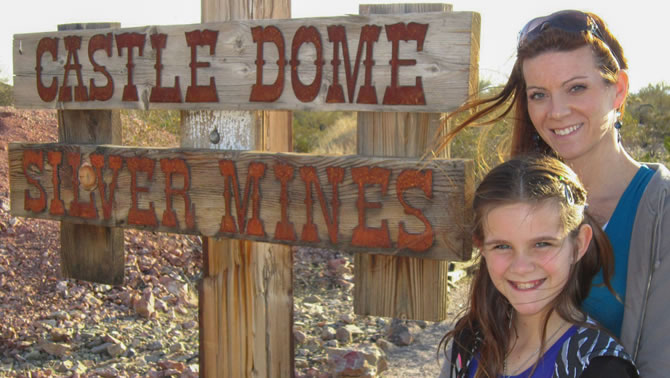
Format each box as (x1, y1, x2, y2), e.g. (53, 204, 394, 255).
(513, 280, 542, 290)
(554, 124, 581, 136)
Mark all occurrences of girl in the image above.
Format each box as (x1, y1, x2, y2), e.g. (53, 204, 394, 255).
(434, 10, 670, 376)
(439, 155, 638, 377)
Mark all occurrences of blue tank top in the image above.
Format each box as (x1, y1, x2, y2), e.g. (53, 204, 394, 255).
(582, 165, 654, 337)
(467, 326, 578, 377)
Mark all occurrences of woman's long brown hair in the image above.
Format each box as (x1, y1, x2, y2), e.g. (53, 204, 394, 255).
(438, 155, 616, 377)
(431, 12, 628, 160)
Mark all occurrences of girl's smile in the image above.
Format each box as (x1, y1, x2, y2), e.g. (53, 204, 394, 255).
(481, 201, 591, 320)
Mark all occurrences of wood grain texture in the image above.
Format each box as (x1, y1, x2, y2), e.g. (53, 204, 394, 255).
(14, 12, 479, 113)
(56, 23, 125, 286)
(9, 143, 471, 260)
(194, 1, 293, 376)
(353, 3, 477, 322)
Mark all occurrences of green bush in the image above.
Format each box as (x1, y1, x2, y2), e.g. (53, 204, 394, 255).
(0, 81, 13, 106)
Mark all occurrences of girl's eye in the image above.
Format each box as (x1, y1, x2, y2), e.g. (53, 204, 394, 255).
(493, 244, 511, 251)
(528, 91, 545, 101)
(535, 241, 553, 248)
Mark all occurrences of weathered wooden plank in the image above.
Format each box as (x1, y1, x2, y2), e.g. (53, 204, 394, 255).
(9, 143, 472, 260)
(194, 0, 294, 375)
(353, 3, 478, 322)
(13, 12, 479, 113)
(55, 23, 125, 286)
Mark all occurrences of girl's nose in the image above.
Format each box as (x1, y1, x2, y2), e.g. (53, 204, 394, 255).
(509, 253, 535, 274)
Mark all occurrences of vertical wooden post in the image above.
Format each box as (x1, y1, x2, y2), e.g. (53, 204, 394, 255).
(57, 23, 125, 285)
(187, 1, 293, 377)
(354, 3, 480, 321)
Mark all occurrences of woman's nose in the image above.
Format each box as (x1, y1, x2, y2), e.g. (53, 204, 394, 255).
(549, 95, 571, 120)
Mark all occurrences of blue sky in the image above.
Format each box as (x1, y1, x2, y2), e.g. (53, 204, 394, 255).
(3, 0, 667, 92)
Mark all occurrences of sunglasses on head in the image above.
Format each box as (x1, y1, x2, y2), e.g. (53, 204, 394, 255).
(518, 10, 607, 49)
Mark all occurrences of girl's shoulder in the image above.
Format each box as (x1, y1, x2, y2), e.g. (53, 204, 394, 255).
(553, 318, 637, 377)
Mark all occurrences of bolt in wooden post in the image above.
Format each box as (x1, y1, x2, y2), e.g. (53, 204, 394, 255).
(57, 23, 125, 285)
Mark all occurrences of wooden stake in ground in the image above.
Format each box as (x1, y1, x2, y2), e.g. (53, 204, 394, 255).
(190, 0, 293, 377)
(354, 3, 479, 321)
(56, 23, 125, 285)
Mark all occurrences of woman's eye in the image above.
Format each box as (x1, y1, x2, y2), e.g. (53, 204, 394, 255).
(493, 244, 511, 250)
(528, 92, 545, 101)
(569, 84, 586, 93)
(535, 241, 552, 248)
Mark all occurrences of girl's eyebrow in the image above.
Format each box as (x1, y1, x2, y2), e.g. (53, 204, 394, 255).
(482, 235, 562, 246)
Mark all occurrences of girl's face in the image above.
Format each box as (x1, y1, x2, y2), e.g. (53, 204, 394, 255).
(480, 201, 591, 320)
(522, 45, 627, 162)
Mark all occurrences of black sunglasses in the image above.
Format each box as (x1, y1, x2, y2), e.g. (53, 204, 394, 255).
(518, 10, 607, 50)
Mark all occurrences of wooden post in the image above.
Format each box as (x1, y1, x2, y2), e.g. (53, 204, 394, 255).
(354, 3, 479, 321)
(188, 0, 293, 377)
(57, 23, 125, 285)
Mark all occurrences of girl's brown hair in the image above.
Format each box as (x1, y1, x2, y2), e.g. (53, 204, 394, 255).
(438, 155, 616, 377)
(433, 11, 628, 159)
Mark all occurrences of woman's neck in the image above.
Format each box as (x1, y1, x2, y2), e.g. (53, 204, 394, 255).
(564, 140, 640, 225)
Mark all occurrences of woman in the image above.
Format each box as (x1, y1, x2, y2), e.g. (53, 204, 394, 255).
(439, 155, 638, 377)
(436, 9, 670, 377)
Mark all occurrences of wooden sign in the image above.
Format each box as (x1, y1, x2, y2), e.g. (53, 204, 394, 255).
(13, 12, 480, 113)
(9, 143, 473, 259)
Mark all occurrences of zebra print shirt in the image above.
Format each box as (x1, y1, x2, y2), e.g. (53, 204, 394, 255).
(443, 317, 639, 378)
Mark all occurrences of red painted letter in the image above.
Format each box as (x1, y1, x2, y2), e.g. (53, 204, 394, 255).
(325, 25, 381, 104)
(46, 151, 65, 215)
(396, 169, 433, 251)
(58, 36, 88, 102)
(185, 29, 218, 102)
(88, 33, 114, 101)
(150, 33, 182, 103)
(273, 163, 296, 241)
(89, 154, 122, 220)
(22, 150, 46, 213)
(290, 26, 324, 103)
(382, 22, 427, 105)
(351, 166, 391, 248)
(218, 160, 266, 236)
(249, 26, 286, 102)
(35, 37, 59, 102)
(67, 152, 97, 219)
(126, 156, 158, 227)
(160, 158, 195, 230)
(299, 166, 344, 244)
(116, 33, 146, 101)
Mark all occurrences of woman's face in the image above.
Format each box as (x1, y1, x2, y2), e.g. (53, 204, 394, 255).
(481, 201, 591, 320)
(522, 45, 626, 162)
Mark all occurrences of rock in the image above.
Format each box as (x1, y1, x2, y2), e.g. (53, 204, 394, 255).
(375, 338, 395, 353)
(303, 295, 321, 304)
(294, 330, 307, 345)
(336, 327, 352, 344)
(339, 313, 356, 324)
(91, 342, 113, 354)
(181, 320, 197, 330)
(147, 340, 164, 351)
(170, 343, 185, 354)
(56, 359, 74, 372)
(92, 367, 119, 377)
(134, 289, 156, 318)
(107, 342, 127, 357)
(387, 320, 418, 346)
(326, 345, 388, 377)
(40, 341, 71, 357)
(321, 326, 336, 341)
(50, 327, 72, 342)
